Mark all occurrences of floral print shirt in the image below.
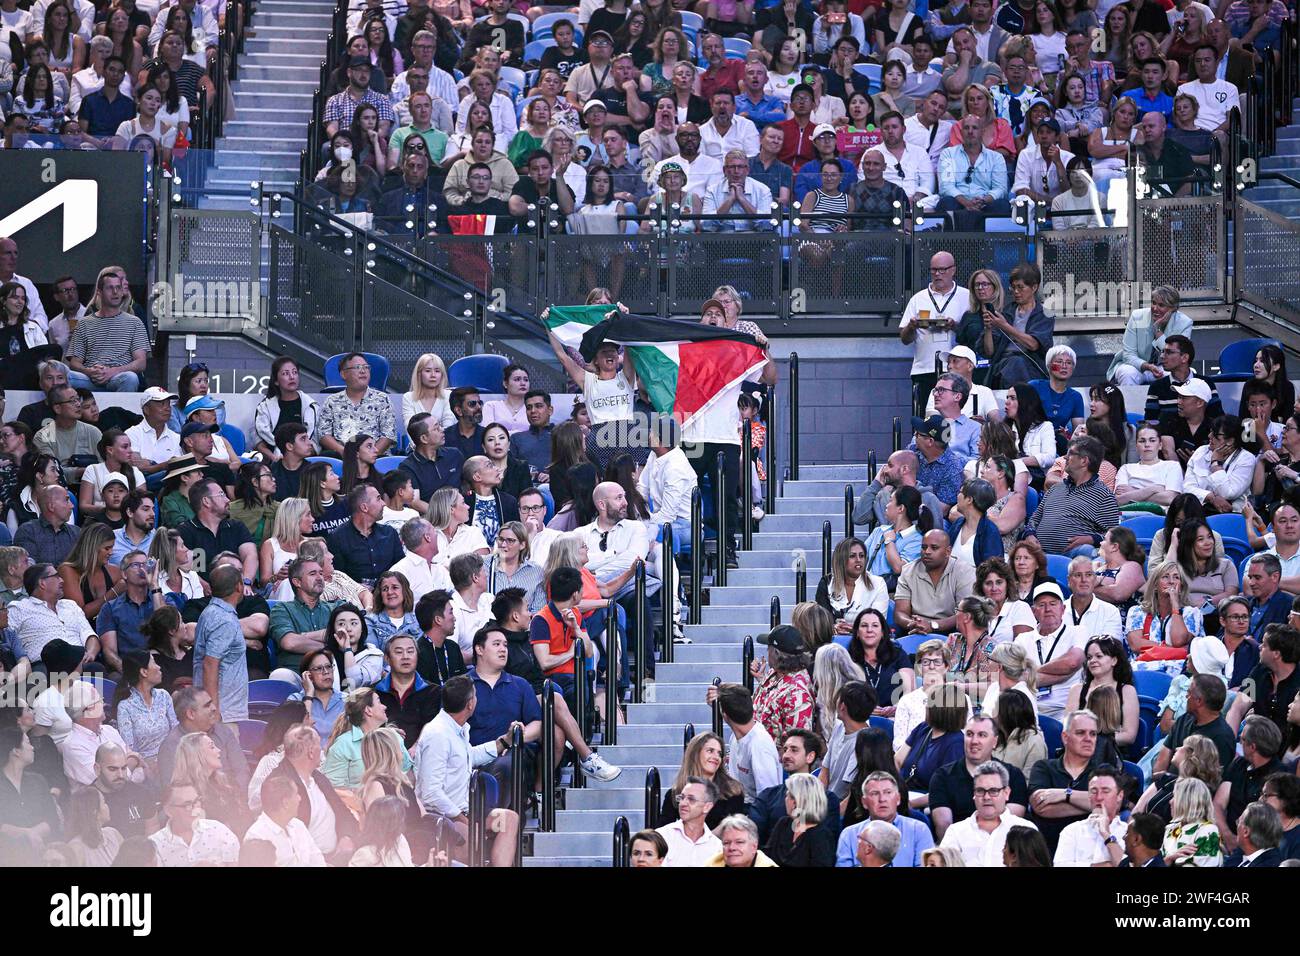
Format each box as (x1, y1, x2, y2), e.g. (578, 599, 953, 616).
(753, 669, 815, 742)
(318, 387, 397, 445)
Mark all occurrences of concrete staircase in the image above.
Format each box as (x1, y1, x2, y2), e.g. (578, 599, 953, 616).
(1244, 96, 1300, 219)
(197, 0, 335, 209)
(525, 463, 868, 866)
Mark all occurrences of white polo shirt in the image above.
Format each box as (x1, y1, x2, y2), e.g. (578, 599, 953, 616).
(1177, 78, 1240, 131)
(656, 819, 723, 867)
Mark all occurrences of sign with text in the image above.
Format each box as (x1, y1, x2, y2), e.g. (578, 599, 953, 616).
(0, 151, 147, 284)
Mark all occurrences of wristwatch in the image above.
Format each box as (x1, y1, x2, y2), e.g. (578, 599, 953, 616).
(1104, 835, 1118, 846)
(1063, 787, 1073, 801)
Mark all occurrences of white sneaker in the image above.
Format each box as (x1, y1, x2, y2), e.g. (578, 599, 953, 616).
(581, 752, 623, 781)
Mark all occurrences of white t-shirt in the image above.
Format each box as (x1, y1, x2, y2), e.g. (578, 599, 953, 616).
(729, 722, 783, 805)
(381, 506, 419, 531)
(1177, 79, 1240, 132)
(1013, 624, 1088, 719)
(899, 284, 971, 376)
(1115, 459, 1184, 495)
(582, 369, 635, 424)
(115, 118, 179, 148)
(80, 462, 146, 505)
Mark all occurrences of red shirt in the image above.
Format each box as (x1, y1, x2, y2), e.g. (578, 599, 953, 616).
(699, 60, 746, 101)
(776, 117, 817, 170)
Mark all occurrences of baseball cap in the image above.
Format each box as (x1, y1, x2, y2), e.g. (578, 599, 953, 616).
(657, 159, 686, 178)
(582, 99, 607, 114)
(944, 345, 978, 365)
(180, 421, 219, 440)
(1031, 582, 1065, 603)
(587, 29, 614, 44)
(911, 414, 949, 444)
(1027, 96, 1053, 111)
(756, 624, 804, 654)
(347, 54, 372, 69)
(1039, 118, 1062, 133)
(701, 297, 726, 315)
(1189, 635, 1229, 681)
(101, 474, 131, 490)
(141, 386, 178, 404)
(812, 123, 837, 139)
(1173, 378, 1213, 404)
(183, 395, 226, 418)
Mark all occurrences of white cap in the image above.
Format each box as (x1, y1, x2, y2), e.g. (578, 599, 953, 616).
(945, 345, 978, 365)
(141, 386, 179, 404)
(1173, 378, 1213, 404)
(1189, 636, 1230, 681)
(1031, 582, 1065, 603)
(812, 123, 837, 139)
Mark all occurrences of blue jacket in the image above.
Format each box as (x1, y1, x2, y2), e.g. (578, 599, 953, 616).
(947, 514, 1005, 566)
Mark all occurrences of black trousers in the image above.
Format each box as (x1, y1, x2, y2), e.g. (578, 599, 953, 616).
(684, 440, 742, 554)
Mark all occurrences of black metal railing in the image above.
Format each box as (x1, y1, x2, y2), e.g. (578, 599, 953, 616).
(571, 666, 587, 790)
(644, 767, 661, 828)
(710, 676, 723, 736)
(762, 384, 776, 517)
(714, 452, 729, 588)
(509, 724, 525, 867)
(612, 816, 630, 868)
(741, 418, 754, 552)
(843, 484, 854, 541)
(788, 352, 800, 481)
(689, 488, 703, 626)
(660, 522, 675, 665)
(633, 561, 647, 704)
(742, 636, 755, 694)
(605, 597, 620, 746)
(892, 417, 903, 453)
(769, 595, 781, 632)
(540, 680, 557, 831)
(467, 770, 489, 867)
(682, 723, 696, 750)
(821, 520, 833, 577)
(795, 550, 807, 604)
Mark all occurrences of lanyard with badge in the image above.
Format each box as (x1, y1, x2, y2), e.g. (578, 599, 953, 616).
(1034, 623, 1068, 700)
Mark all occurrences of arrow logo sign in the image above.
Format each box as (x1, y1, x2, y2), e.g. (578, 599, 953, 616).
(0, 179, 99, 251)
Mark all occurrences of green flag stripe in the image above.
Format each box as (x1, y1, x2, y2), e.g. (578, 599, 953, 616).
(630, 344, 679, 415)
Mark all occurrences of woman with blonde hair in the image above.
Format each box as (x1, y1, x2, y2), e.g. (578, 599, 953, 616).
(812, 643, 865, 738)
(658, 731, 746, 828)
(922, 845, 967, 867)
(764, 771, 836, 867)
(260, 497, 313, 601)
(322, 687, 390, 790)
(426, 486, 490, 561)
(170, 731, 248, 834)
(348, 795, 418, 867)
(949, 83, 1016, 159)
(1134, 733, 1224, 825)
(57, 521, 122, 618)
(1125, 560, 1203, 659)
(1162, 776, 1223, 866)
(956, 267, 1006, 355)
(149, 527, 204, 600)
(981, 641, 1039, 718)
(400, 356, 452, 434)
(815, 537, 888, 633)
(488, 519, 545, 612)
(792, 601, 836, 653)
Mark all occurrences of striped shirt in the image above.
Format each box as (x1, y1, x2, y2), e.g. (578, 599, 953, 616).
(1027, 473, 1121, 555)
(66, 313, 150, 368)
(487, 558, 546, 614)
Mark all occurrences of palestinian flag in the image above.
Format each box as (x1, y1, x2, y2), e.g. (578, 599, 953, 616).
(547, 307, 766, 431)
(543, 303, 615, 350)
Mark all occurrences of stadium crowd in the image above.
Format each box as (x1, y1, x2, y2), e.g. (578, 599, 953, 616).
(0, 0, 1297, 869)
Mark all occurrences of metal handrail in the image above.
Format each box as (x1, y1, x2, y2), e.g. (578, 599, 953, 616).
(762, 384, 776, 517)
(467, 770, 488, 867)
(742, 636, 754, 694)
(540, 680, 557, 830)
(741, 418, 754, 552)
(682, 722, 696, 750)
(661, 522, 675, 665)
(633, 561, 647, 704)
(644, 767, 661, 828)
(821, 520, 833, 578)
(769, 595, 780, 632)
(509, 724, 525, 867)
(714, 451, 729, 588)
(571, 662, 587, 790)
(892, 417, 903, 453)
(605, 597, 620, 745)
(843, 484, 854, 541)
(710, 676, 723, 736)
(612, 816, 631, 868)
(788, 352, 800, 481)
(689, 488, 703, 626)
(794, 550, 807, 604)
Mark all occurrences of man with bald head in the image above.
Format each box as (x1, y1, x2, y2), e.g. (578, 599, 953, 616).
(894, 529, 976, 635)
(577, 481, 656, 692)
(1137, 111, 1195, 198)
(900, 250, 971, 413)
(853, 452, 946, 532)
(461, 454, 519, 548)
(94, 742, 159, 836)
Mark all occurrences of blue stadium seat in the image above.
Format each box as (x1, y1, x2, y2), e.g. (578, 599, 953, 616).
(249, 679, 298, 704)
(869, 715, 895, 737)
(237, 719, 267, 761)
(1024, 485, 1039, 518)
(1039, 714, 1063, 757)
(1206, 513, 1247, 543)
(678, 9, 703, 39)
(723, 37, 751, 58)
(0, 524, 9, 545)
(1120, 513, 1164, 538)
(1138, 695, 1164, 745)
(220, 423, 245, 456)
(531, 11, 576, 39)
(1220, 536, 1252, 572)
(498, 65, 527, 99)
(305, 456, 344, 477)
(853, 62, 882, 93)
(1122, 759, 1144, 794)
(79, 675, 117, 703)
(1215, 338, 1279, 382)
(449, 354, 510, 392)
(1045, 554, 1072, 595)
(374, 456, 406, 474)
(1127, 411, 1145, 427)
(523, 38, 555, 62)
(1132, 670, 1172, 702)
(323, 352, 391, 392)
(897, 633, 942, 655)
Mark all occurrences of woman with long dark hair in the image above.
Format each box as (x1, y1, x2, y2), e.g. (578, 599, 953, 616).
(1067, 636, 1138, 746)
(341, 433, 383, 496)
(78, 429, 144, 517)
(861, 485, 930, 581)
(7, 453, 63, 531)
(246, 700, 310, 812)
(57, 522, 122, 619)
(482, 423, 532, 500)
(848, 608, 913, 715)
(143, 605, 193, 693)
(612, 9, 653, 67)
(64, 786, 122, 867)
(658, 731, 746, 828)
(144, 61, 189, 141)
(112, 649, 177, 770)
(1174, 518, 1239, 611)
(228, 461, 279, 544)
(1089, 381, 1135, 463)
(841, 729, 906, 826)
(168, 361, 225, 433)
(253, 357, 319, 461)
(1252, 344, 1294, 421)
(1003, 382, 1056, 481)
(301, 461, 350, 536)
(604, 453, 650, 521)
(1147, 492, 1220, 568)
(544, 420, 591, 511)
(324, 602, 385, 691)
(1003, 826, 1053, 866)
(992, 686, 1047, 775)
(0, 281, 48, 389)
